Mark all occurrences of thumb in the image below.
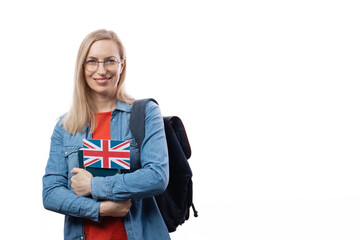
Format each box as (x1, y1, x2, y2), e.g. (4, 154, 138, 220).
(70, 168, 81, 174)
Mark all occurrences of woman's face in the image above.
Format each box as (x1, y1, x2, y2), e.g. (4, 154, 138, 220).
(84, 40, 124, 98)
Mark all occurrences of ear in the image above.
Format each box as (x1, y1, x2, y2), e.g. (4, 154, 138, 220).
(120, 58, 126, 72)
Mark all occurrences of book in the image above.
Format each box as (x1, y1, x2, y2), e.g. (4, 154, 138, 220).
(78, 139, 131, 177)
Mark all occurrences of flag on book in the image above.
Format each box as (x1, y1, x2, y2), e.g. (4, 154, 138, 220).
(82, 139, 130, 170)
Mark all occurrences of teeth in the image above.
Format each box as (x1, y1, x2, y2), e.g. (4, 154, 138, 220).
(95, 78, 110, 82)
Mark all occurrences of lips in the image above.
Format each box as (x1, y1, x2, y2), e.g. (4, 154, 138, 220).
(94, 77, 111, 84)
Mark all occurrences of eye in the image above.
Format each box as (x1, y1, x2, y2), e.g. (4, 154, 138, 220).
(86, 60, 97, 65)
(106, 59, 117, 64)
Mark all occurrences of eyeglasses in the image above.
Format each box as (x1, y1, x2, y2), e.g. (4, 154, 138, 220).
(84, 57, 120, 72)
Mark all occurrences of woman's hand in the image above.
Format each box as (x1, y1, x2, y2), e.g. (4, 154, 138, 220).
(70, 168, 93, 196)
(99, 200, 132, 217)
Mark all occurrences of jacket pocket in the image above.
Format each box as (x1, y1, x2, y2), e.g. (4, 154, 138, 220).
(63, 146, 81, 189)
(121, 137, 140, 173)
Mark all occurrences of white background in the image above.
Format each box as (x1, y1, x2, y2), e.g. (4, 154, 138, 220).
(1, 0, 360, 239)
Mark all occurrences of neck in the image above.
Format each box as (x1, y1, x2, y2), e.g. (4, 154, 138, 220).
(93, 93, 117, 113)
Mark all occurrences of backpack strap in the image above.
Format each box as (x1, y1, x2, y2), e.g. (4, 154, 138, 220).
(130, 98, 158, 151)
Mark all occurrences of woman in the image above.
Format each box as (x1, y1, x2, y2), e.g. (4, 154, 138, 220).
(43, 29, 170, 240)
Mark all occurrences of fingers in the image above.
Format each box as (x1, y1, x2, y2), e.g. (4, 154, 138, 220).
(115, 200, 132, 217)
(121, 200, 132, 212)
(121, 199, 132, 209)
(70, 168, 92, 196)
(125, 199, 132, 207)
(99, 200, 133, 217)
(70, 168, 81, 174)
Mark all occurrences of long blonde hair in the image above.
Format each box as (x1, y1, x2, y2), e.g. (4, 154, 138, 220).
(61, 29, 134, 135)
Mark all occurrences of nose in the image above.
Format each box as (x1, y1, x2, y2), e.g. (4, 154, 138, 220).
(97, 62, 107, 74)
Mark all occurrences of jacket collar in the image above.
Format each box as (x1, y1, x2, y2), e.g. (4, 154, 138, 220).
(113, 100, 133, 113)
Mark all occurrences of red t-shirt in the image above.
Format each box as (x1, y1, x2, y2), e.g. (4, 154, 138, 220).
(84, 111, 128, 240)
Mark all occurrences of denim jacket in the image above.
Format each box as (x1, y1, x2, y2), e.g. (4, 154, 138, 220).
(43, 100, 170, 240)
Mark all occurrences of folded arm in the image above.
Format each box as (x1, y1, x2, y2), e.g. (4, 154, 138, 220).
(91, 102, 169, 201)
(42, 120, 101, 221)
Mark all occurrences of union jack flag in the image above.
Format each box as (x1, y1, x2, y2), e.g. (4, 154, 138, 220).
(82, 139, 130, 170)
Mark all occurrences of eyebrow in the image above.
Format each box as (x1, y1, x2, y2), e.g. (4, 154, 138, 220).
(86, 56, 118, 60)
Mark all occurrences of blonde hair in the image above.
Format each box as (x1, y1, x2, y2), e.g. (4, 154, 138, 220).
(61, 29, 134, 135)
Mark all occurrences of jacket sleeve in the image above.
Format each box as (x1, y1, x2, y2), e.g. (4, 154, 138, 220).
(91, 102, 169, 201)
(42, 118, 101, 221)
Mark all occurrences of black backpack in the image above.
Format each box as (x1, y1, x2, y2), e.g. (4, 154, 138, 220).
(130, 98, 198, 232)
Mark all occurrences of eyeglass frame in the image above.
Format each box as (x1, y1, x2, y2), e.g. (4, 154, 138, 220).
(83, 57, 122, 72)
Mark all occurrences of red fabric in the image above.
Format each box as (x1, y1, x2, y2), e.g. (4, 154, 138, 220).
(84, 111, 128, 240)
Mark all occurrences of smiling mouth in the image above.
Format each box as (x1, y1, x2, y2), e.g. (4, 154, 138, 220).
(94, 77, 111, 84)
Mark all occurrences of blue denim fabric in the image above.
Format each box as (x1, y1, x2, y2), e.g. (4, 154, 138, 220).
(43, 101, 170, 240)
